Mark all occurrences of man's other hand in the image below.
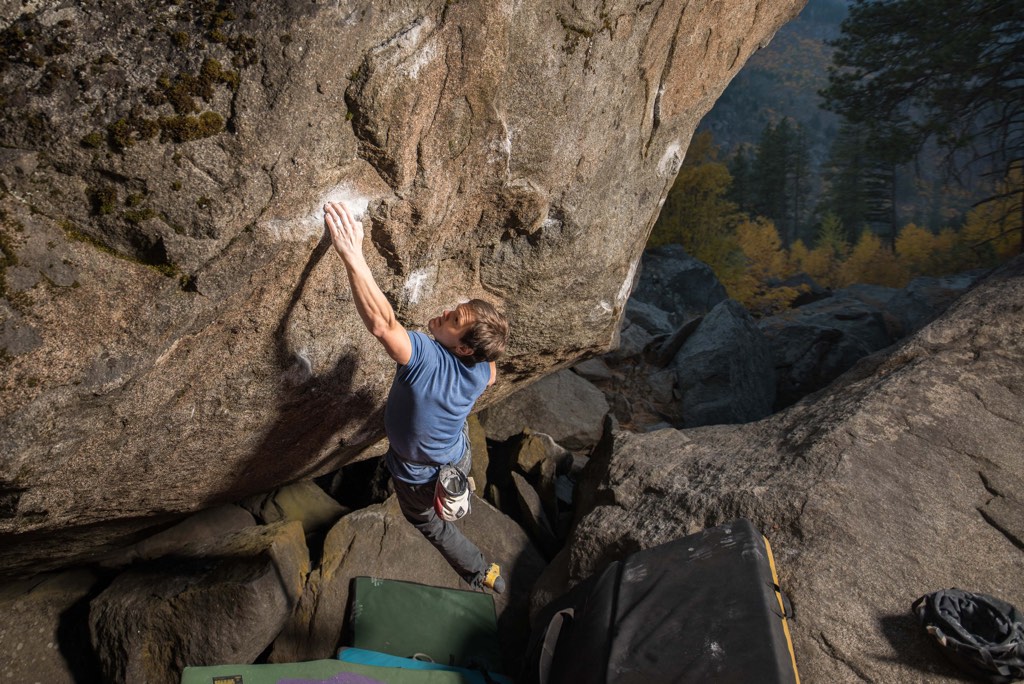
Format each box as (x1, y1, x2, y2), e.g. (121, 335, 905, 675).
(324, 201, 365, 264)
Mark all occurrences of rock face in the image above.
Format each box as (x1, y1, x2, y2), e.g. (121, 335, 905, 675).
(631, 243, 729, 323)
(0, 569, 104, 683)
(0, 0, 805, 574)
(760, 293, 897, 410)
(89, 521, 309, 684)
(671, 298, 775, 427)
(478, 369, 610, 449)
(567, 257, 1024, 682)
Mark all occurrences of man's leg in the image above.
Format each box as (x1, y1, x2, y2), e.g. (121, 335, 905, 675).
(390, 446, 488, 585)
(392, 477, 488, 583)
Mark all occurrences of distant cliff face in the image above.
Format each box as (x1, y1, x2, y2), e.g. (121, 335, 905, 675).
(0, 0, 805, 574)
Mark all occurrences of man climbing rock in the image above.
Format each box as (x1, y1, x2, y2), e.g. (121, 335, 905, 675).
(324, 201, 510, 594)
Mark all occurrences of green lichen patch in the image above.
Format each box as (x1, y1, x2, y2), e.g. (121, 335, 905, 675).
(123, 207, 157, 225)
(0, 13, 75, 79)
(170, 30, 190, 49)
(86, 186, 117, 216)
(80, 131, 104, 148)
(158, 111, 224, 143)
(199, 57, 239, 93)
(153, 58, 239, 116)
(107, 114, 159, 152)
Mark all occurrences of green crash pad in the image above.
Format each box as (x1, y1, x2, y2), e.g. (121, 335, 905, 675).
(180, 659, 473, 684)
(350, 577, 503, 673)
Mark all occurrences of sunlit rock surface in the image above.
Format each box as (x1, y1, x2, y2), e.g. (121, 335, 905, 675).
(568, 256, 1024, 682)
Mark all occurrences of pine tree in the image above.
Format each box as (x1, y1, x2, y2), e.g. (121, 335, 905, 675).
(752, 119, 813, 246)
(727, 145, 756, 214)
(819, 121, 897, 243)
(822, 0, 1024, 253)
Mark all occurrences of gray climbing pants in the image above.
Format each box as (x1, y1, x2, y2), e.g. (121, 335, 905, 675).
(389, 436, 487, 585)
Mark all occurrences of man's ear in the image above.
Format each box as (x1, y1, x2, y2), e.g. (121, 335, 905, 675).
(454, 343, 475, 358)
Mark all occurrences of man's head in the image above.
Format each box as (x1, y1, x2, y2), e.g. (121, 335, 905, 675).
(428, 299, 510, 362)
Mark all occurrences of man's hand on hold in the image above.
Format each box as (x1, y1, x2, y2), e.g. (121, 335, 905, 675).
(324, 201, 365, 265)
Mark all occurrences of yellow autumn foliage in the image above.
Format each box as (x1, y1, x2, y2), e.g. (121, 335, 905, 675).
(838, 229, 908, 287)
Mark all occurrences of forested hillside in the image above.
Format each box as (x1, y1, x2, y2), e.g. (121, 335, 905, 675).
(663, 0, 1023, 309)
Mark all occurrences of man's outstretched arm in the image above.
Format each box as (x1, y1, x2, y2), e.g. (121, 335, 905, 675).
(325, 201, 412, 365)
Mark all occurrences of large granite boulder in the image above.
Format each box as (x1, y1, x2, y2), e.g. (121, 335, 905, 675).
(0, 569, 104, 683)
(623, 298, 674, 335)
(267, 495, 546, 674)
(239, 480, 346, 533)
(89, 521, 309, 684)
(567, 257, 1024, 683)
(478, 369, 610, 450)
(884, 271, 986, 337)
(671, 298, 775, 427)
(0, 0, 806, 575)
(760, 292, 896, 410)
(630, 244, 728, 323)
(96, 504, 256, 569)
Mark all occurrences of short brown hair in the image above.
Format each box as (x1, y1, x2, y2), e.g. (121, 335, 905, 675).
(460, 299, 510, 362)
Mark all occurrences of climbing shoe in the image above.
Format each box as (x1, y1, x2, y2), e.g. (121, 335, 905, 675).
(482, 563, 505, 594)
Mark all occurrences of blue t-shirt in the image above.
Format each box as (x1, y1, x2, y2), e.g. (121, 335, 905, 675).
(385, 331, 491, 484)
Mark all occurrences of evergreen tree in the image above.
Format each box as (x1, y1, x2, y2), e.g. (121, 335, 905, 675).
(752, 118, 813, 246)
(822, 0, 1024, 253)
(787, 123, 812, 244)
(818, 121, 897, 243)
(726, 144, 756, 213)
(753, 120, 791, 228)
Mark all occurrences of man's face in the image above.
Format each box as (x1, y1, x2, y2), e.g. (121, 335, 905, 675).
(428, 303, 475, 356)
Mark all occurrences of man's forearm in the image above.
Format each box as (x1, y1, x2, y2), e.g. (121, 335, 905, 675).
(343, 255, 399, 340)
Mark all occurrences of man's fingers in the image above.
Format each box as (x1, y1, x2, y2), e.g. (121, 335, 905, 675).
(326, 204, 349, 233)
(337, 202, 355, 230)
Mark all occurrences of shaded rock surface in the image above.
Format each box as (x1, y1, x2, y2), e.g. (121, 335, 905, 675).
(760, 293, 896, 410)
(268, 495, 546, 673)
(566, 257, 1024, 683)
(240, 480, 347, 533)
(630, 244, 728, 323)
(89, 521, 309, 684)
(885, 271, 987, 336)
(510, 470, 559, 559)
(478, 369, 609, 450)
(96, 504, 256, 569)
(591, 243, 986, 431)
(0, 0, 805, 574)
(671, 298, 775, 427)
(0, 569, 104, 683)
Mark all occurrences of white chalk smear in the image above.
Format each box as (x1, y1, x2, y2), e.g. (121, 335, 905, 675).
(260, 183, 370, 242)
(404, 267, 435, 305)
(658, 140, 682, 178)
(616, 255, 640, 307)
(403, 40, 436, 79)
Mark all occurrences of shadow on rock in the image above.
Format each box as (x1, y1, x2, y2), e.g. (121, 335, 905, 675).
(206, 234, 383, 505)
(876, 612, 977, 681)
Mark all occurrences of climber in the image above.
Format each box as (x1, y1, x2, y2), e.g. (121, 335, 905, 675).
(324, 201, 510, 594)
